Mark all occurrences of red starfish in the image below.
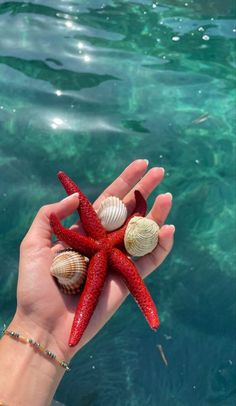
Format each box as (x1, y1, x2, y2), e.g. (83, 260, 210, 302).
(50, 172, 160, 347)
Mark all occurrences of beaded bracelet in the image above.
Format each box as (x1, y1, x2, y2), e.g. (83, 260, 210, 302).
(1, 325, 70, 372)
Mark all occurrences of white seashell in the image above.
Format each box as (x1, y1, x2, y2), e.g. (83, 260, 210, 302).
(50, 250, 88, 295)
(97, 196, 128, 231)
(124, 216, 159, 257)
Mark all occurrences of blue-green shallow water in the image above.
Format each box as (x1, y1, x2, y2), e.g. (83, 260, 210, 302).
(0, 0, 236, 404)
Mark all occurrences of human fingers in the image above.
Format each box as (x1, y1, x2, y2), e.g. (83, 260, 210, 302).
(146, 192, 172, 226)
(124, 167, 165, 213)
(93, 159, 148, 210)
(72, 160, 148, 230)
(21, 193, 80, 249)
(135, 224, 175, 278)
(71, 168, 167, 232)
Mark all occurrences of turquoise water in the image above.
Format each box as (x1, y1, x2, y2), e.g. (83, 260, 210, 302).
(0, 0, 236, 404)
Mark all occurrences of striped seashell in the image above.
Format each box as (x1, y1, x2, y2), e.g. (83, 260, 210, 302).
(50, 249, 88, 295)
(124, 216, 159, 257)
(97, 196, 128, 231)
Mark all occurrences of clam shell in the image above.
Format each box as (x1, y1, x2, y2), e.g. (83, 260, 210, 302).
(50, 250, 88, 295)
(124, 216, 159, 257)
(97, 196, 128, 231)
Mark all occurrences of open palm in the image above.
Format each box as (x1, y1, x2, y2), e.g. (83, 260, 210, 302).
(14, 160, 174, 361)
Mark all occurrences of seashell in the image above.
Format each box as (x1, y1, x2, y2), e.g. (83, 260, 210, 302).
(97, 196, 128, 231)
(50, 250, 88, 295)
(124, 216, 159, 257)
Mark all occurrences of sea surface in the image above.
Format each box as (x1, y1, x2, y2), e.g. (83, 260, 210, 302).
(0, 1, 235, 405)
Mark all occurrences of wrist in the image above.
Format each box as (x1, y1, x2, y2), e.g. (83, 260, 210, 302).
(9, 311, 71, 363)
(0, 314, 69, 406)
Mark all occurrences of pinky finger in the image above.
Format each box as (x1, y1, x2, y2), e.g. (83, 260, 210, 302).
(135, 224, 175, 278)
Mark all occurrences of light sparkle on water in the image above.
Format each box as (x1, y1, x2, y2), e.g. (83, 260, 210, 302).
(51, 117, 65, 129)
(83, 54, 91, 62)
(65, 21, 73, 29)
(172, 36, 180, 41)
(78, 41, 84, 49)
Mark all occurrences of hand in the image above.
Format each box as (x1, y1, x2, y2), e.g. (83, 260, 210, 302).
(12, 160, 174, 362)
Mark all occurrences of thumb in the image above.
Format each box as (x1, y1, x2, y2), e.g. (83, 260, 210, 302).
(22, 193, 80, 247)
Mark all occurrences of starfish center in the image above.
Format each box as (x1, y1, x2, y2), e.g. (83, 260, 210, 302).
(96, 238, 112, 251)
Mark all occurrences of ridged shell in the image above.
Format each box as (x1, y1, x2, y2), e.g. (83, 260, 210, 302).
(124, 216, 159, 257)
(50, 250, 88, 295)
(97, 196, 128, 231)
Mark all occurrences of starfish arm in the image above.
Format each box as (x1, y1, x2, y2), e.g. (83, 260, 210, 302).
(109, 248, 160, 330)
(106, 227, 126, 248)
(57, 171, 106, 240)
(57, 171, 80, 195)
(69, 250, 108, 346)
(133, 190, 147, 217)
(50, 213, 97, 257)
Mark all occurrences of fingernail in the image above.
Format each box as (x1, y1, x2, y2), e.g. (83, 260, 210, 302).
(62, 192, 79, 201)
(144, 159, 149, 165)
(169, 224, 175, 233)
(159, 167, 165, 174)
(165, 192, 172, 200)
